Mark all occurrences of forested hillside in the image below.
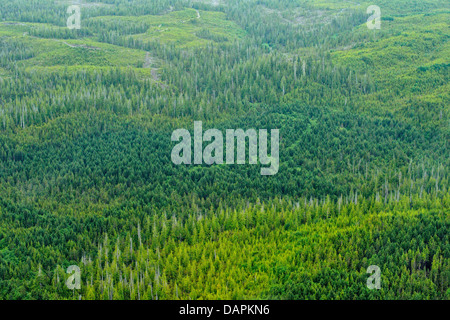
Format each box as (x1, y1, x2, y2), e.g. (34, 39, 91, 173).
(0, 0, 448, 300)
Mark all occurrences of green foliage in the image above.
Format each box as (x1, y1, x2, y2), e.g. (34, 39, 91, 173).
(0, 0, 448, 300)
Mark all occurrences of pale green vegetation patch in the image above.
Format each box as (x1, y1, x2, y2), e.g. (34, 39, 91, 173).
(332, 13, 449, 89)
(16, 36, 147, 70)
(329, 12, 449, 121)
(0, 66, 10, 77)
(91, 8, 246, 47)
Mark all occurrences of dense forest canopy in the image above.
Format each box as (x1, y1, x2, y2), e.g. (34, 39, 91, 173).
(0, 0, 448, 300)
